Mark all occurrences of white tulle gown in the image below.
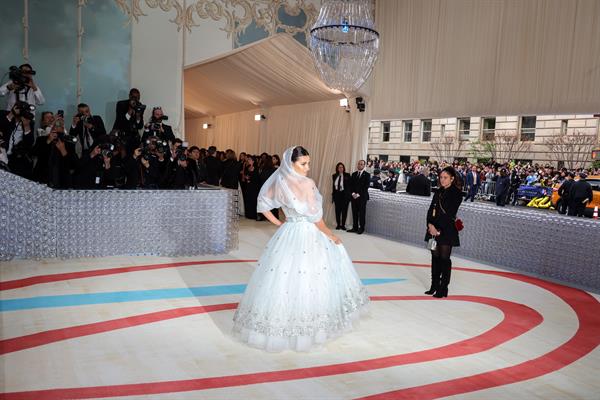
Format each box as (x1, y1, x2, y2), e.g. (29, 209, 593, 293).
(232, 147, 369, 352)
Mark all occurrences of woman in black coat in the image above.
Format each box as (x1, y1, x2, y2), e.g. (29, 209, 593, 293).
(424, 166, 463, 298)
(332, 162, 352, 229)
(242, 156, 260, 219)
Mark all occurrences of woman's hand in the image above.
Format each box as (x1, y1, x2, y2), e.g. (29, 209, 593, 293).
(428, 223, 440, 236)
(329, 234, 342, 244)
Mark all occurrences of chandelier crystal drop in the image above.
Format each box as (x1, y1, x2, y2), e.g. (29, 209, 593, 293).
(309, 0, 380, 95)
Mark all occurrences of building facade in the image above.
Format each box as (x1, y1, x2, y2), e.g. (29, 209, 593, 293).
(368, 114, 600, 168)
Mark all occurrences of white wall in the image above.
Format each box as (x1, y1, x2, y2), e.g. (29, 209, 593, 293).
(131, 8, 184, 137)
(185, 19, 232, 67)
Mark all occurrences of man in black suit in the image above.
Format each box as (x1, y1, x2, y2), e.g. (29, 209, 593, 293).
(205, 145, 222, 186)
(332, 163, 352, 230)
(69, 103, 106, 156)
(112, 88, 145, 153)
(349, 159, 370, 234)
(406, 167, 432, 196)
(187, 146, 207, 186)
(557, 172, 574, 214)
(568, 173, 593, 217)
(220, 149, 241, 189)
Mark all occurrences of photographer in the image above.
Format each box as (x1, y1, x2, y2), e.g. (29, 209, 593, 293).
(76, 143, 120, 189)
(171, 156, 194, 189)
(112, 88, 145, 153)
(138, 138, 162, 189)
(36, 111, 55, 139)
(0, 64, 45, 111)
(32, 118, 78, 187)
(69, 103, 106, 157)
(0, 101, 35, 178)
(141, 107, 175, 155)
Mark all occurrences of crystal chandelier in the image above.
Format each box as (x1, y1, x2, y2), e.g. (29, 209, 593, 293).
(309, 0, 380, 95)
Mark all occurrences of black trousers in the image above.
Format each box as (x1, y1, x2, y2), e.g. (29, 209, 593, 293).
(351, 197, 367, 231)
(568, 199, 586, 217)
(333, 192, 349, 227)
(495, 191, 507, 206)
(558, 196, 569, 214)
(464, 186, 478, 202)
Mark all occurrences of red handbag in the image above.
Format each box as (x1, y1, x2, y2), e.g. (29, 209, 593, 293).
(455, 218, 464, 231)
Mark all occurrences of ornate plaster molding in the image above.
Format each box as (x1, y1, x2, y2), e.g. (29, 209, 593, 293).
(114, 0, 319, 43)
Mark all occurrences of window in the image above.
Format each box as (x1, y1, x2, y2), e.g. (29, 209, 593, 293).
(520, 116, 536, 141)
(403, 120, 413, 142)
(379, 154, 389, 162)
(400, 155, 410, 164)
(482, 117, 496, 141)
(421, 119, 432, 142)
(440, 124, 446, 136)
(419, 156, 430, 162)
(381, 121, 391, 142)
(515, 159, 532, 165)
(561, 120, 568, 135)
(458, 118, 470, 140)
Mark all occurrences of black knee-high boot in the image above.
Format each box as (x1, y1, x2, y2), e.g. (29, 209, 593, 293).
(434, 258, 452, 298)
(425, 255, 441, 295)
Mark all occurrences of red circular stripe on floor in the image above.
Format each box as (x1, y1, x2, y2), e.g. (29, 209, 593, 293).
(0, 260, 257, 291)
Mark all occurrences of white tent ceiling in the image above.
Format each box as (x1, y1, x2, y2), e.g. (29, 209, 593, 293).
(184, 34, 342, 117)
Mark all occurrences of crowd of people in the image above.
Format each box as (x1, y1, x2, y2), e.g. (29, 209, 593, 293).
(366, 158, 598, 216)
(0, 64, 255, 192)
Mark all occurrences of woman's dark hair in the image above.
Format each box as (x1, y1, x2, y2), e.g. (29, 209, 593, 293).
(440, 166, 463, 190)
(272, 154, 281, 166)
(335, 162, 346, 174)
(291, 146, 309, 162)
(262, 155, 274, 170)
(246, 155, 256, 165)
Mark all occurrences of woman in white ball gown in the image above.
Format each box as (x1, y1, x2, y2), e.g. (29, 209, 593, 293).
(233, 146, 369, 352)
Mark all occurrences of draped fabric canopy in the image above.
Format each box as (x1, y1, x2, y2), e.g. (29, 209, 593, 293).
(184, 34, 342, 116)
(372, 0, 600, 120)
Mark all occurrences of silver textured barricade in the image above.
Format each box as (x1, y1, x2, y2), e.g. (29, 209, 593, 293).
(0, 170, 238, 260)
(366, 189, 600, 292)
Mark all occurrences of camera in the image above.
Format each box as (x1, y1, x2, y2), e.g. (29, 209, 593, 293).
(8, 65, 35, 87)
(56, 132, 78, 144)
(100, 143, 114, 158)
(140, 137, 167, 161)
(149, 122, 161, 131)
(13, 101, 35, 120)
(175, 143, 187, 161)
(76, 112, 91, 123)
(129, 100, 146, 114)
